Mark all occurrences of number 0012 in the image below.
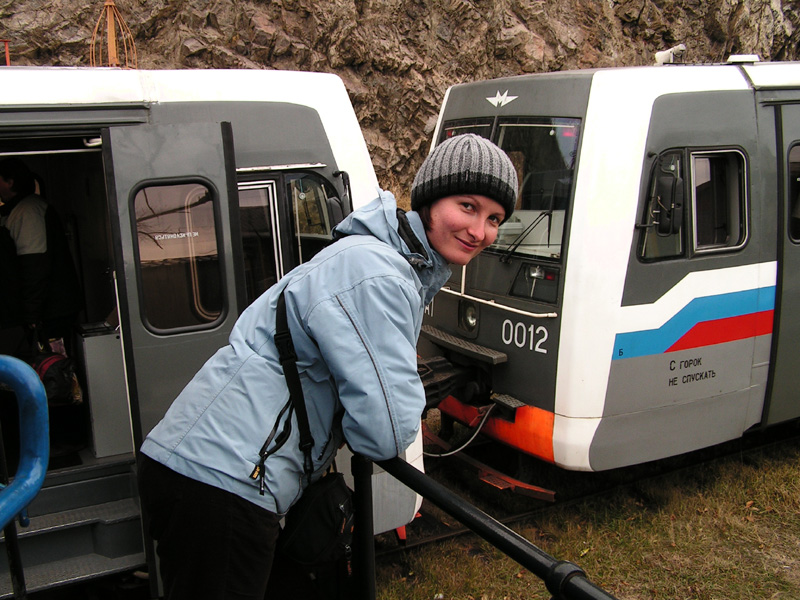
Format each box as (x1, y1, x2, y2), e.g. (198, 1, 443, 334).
(501, 320, 548, 354)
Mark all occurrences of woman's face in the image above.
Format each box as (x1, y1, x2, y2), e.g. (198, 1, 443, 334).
(425, 194, 505, 265)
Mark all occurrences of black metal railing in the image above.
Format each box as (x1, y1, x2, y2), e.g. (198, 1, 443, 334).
(351, 454, 619, 600)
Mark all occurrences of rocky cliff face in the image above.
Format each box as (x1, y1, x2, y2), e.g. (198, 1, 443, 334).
(2, 0, 799, 189)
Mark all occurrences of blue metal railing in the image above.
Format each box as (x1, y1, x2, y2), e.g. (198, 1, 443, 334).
(352, 454, 619, 600)
(0, 356, 49, 529)
(0, 355, 50, 599)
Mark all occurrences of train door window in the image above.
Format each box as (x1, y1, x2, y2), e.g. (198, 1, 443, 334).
(788, 145, 800, 241)
(691, 150, 747, 253)
(640, 151, 684, 260)
(286, 172, 338, 263)
(134, 182, 224, 332)
(238, 179, 281, 305)
(438, 118, 493, 143)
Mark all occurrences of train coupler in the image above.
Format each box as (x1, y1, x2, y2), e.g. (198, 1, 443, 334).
(417, 355, 474, 410)
(422, 423, 555, 502)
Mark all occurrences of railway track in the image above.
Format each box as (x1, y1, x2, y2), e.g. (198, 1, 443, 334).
(375, 419, 800, 559)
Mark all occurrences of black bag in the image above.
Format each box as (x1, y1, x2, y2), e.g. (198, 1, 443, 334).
(30, 351, 79, 406)
(277, 470, 354, 566)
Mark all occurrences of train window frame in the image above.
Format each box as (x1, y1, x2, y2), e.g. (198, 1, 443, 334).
(690, 148, 748, 255)
(788, 144, 800, 242)
(132, 178, 227, 335)
(237, 178, 283, 306)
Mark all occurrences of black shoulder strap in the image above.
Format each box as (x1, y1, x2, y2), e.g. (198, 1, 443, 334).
(275, 291, 315, 479)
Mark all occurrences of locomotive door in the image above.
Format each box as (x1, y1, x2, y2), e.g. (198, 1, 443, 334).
(103, 121, 241, 444)
(765, 102, 800, 425)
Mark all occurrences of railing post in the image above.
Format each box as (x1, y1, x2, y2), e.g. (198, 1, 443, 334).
(351, 453, 376, 600)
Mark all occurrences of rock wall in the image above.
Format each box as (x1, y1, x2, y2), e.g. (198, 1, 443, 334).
(2, 0, 799, 189)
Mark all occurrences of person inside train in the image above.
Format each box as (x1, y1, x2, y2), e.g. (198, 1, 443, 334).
(0, 157, 85, 461)
(0, 157, 82, 351)
(137, 133, 518, 600)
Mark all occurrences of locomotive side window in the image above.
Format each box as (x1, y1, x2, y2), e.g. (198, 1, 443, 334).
(789, 145, 800, 241)
(134, 182, 224, 332)
(640, 149, 747, 260)
(691, 150, 747, 253)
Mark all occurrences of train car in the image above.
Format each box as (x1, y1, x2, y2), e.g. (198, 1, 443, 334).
(0, 67, 422, 597)
(419, 57, 800, 480)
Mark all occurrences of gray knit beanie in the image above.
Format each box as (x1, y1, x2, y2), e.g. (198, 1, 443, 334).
(411, 133, 518, 222)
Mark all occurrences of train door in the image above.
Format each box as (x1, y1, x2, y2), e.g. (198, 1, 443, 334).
(764, 101, 800, 425)
(103, 121, 240, 442)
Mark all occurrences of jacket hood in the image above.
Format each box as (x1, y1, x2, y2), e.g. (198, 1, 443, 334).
(333, 190, 451, 305)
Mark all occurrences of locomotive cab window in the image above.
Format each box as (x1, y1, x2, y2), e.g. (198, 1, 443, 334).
(439, 118, 494, 141)
(491, 117, 581, 261)
(134, 181, 224, 332)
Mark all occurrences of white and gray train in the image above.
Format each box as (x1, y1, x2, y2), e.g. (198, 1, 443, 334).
(0, 67, 421, 597)
(420, 58, 800, 477)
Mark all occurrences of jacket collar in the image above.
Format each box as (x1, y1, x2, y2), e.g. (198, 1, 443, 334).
(333, 190, 451, 305)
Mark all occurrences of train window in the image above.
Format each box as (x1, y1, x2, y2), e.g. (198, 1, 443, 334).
(691, 150, 747, 253)
(286, 172, 338, 264)
(439, 118, 493, 143)
(134, 182, 224, 332)
(490, 117, 581, 261)
(238, 179, 281, 306)
(640, 152, 684, 260)
(788, 145, 800, 241)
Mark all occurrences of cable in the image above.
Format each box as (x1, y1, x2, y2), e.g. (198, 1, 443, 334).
(424, 404, 497, 458)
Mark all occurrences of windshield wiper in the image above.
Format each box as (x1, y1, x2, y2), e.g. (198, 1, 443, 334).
(499, 210, 552, 263)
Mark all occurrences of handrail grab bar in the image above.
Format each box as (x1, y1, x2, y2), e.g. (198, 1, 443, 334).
(351, 454, 619, 600)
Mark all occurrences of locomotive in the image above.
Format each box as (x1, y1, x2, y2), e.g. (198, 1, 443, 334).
(419, 57, 800, 483)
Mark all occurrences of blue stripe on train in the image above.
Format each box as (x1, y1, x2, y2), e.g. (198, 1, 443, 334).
(612, 286, 775, 361)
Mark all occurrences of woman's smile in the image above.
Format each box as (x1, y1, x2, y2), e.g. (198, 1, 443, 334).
(425, 194, 505, 265)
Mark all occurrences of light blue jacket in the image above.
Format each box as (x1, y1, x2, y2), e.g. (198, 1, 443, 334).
(140, 191, 451, 514)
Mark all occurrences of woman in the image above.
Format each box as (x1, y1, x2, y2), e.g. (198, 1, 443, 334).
(138, 133, 518, 599)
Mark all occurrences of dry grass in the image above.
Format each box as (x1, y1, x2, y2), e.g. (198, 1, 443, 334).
(377, 437, 800, 600)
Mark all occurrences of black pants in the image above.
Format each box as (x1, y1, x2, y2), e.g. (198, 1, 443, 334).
(138, 455, 281, 600)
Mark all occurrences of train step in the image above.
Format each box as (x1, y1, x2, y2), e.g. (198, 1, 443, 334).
(0, 454, 145, 596)
(0, 551, 146, 598)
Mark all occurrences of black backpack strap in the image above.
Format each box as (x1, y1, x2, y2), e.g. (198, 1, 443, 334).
(275, 291, 315, 480)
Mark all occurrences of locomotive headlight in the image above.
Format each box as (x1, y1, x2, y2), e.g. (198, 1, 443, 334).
(459, 300, 478, 332)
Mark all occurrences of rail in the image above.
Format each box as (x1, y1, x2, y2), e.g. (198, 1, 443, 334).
(0, 355, 50, 599)
(351, 454, 619, 600)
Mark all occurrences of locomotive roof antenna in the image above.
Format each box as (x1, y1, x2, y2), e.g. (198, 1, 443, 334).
(90, 0, 138, 68)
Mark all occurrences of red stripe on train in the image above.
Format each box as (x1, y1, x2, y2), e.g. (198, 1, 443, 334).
(667, 310, 774, 352)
